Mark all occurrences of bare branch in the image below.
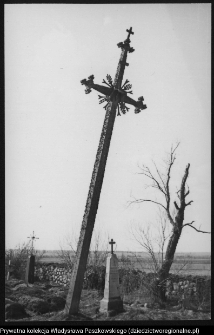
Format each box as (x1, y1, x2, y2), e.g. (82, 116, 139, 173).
(180, 163, 190, 202)
(173, 201, 180, 210)
(183, 222, 211, 234)
(176, 189, 181, 199)
(165, 144, 179, 217)
(138, 165, 166, 196)
(128, 198, 166, 210)
(171, 142, 180, 155)
(183, 220, 194, 226)
(131, 225, 160, 273)
(185, 200, 193, 206)
(184, 186, 190, 197)
(155, 208, 171, 266)
(152, 160, 167, 194)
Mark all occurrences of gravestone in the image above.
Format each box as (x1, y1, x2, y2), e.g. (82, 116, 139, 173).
(25, 255, 35, 284)
(100, 239, 123, 313)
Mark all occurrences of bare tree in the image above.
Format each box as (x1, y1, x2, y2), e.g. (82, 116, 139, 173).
(58, 232, 79, 269)
(153, 207, 171, 267)
(58, 227, 109, 270)
(131, 224, 160, 274)
(87, 230, 109, 269)
(129, 143, 210, 301)
(130, 208, 193, 299)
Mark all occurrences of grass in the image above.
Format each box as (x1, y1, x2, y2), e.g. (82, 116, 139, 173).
(5, 278, 211, 322)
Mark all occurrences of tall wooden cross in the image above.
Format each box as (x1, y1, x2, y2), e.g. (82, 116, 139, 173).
(27, 231, 39, 254)
(65, 27, 147, 315)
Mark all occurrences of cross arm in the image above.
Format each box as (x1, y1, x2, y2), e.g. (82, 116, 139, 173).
(123, 95, 147, 111)
(90, 83, 113, 96)
(81, 76, 113, 96)
(81, 75, 147, 115)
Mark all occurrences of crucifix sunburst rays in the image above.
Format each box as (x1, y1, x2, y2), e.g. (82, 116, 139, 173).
(98, 75, 134, 116)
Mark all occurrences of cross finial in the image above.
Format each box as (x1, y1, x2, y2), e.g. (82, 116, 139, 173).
(109, 238, 116, 254)
(126, 27, 134, 41)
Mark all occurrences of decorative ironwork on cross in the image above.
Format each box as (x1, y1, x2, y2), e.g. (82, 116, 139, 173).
(27, 231, 39, 254)
(80, 27, 147, 116)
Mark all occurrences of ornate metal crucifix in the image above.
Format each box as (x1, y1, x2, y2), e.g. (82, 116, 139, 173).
(27, 231, 39, 255)
(80, 28, 147, 116)
(65, 27, 147, 315)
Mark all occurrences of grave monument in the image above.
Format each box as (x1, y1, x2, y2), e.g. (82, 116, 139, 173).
(100, 239, 123, 313)
(65, 27, 147, 315)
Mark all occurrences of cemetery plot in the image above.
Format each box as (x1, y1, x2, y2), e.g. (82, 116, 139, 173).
(5, 278, 211, 321)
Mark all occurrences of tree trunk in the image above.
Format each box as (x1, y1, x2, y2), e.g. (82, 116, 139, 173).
(154, 209, 186, 301)
(154, 226, 182, 301)
(152, 164, 191, 302)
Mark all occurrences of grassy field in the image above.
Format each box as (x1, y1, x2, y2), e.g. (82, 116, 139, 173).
(37, 250, 211, 276)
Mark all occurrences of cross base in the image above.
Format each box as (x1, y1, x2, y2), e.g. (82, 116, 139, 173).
(100, 297, 123, 313)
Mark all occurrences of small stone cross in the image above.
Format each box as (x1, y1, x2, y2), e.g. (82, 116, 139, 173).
(109, 239, 116, 254)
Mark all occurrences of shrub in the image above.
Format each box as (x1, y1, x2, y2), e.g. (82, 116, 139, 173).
(5, 244, 31, 279)
(5, 244, 45, 280)
(83, 265, 106, 291)
(119, 267, 142, 294)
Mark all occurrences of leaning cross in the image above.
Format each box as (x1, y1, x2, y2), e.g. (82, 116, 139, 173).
(109, 239, 116, 254)
(27, 231, 39, 255)
(65, 27, 147, 315)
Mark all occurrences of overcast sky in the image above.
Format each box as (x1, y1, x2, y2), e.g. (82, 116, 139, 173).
(5, 4, 211, 253)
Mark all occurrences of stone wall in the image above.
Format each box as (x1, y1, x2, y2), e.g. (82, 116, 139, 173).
(165, 274, 211, 301)
(35, 263, 72, 287)
(35, 263, 210, 302)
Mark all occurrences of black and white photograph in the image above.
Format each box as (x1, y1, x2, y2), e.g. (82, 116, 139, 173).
(5, 4, 211, 323)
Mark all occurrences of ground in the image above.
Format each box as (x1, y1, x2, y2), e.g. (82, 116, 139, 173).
(5, 278, 211, 322)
